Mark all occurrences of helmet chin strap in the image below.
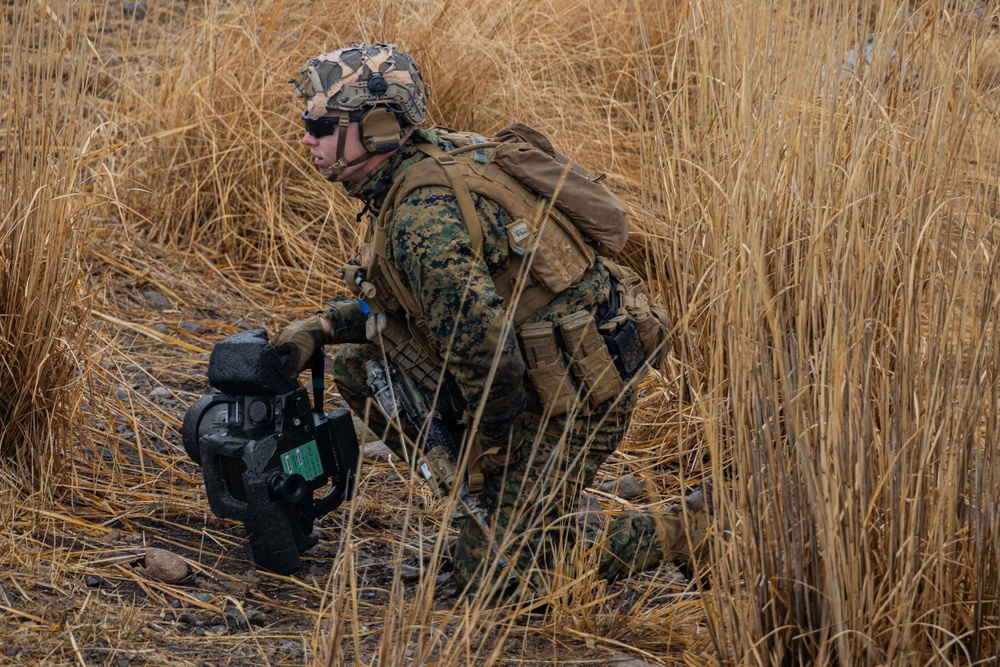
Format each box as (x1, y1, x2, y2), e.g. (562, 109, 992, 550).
(320, 114, 376, 181)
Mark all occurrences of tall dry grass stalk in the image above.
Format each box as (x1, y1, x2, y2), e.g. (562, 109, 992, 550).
(0, 2, 101, 493)
(633, 1, 1000, 662)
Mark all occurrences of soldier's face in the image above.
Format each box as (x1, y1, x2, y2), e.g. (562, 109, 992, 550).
(302, 112, 371, 182)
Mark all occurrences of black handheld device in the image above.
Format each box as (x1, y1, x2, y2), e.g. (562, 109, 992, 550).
(182, 329, 358, 574)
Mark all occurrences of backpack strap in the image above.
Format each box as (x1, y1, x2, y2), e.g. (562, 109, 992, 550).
(414, 142, 485, 258)
(369, 144, 565, 326)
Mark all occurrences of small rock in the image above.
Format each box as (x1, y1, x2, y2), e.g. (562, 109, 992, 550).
(85, 575, 100, 587)
(179, 321, 203, 334)
(104, 528, 121, 543)
(362, 440, 394, 461)
(598, 474, 645, 500)
(143, 547, 188, 583)
(192, 592, 213, 603)
(393, 564, 422, 582)
(233, 321, 254, 330)
(152, 323, 169, 334)
(142, 290, 172, 311)
(209, 624, 228, 636)
(578, 491, 605, 531)
(169, 598, 182, 609)
(178, 613, 196, 624)
(236, 570, 262, 585)
(149, 387, 170, 398)
(245, 608, 267, 626)
(123, 1, 147, 19)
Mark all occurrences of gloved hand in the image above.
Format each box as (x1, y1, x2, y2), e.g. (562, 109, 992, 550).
(271, 314, 333, 376)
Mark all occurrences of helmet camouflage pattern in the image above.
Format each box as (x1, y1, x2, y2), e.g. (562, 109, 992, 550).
(291, 43, 429, 125)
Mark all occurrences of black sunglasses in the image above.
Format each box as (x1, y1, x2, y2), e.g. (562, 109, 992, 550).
(302, 115, 340, 138)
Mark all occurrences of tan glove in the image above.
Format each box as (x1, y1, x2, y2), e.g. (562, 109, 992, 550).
(271, 314, 333, 376)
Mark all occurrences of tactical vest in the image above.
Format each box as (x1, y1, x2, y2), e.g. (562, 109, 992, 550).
(345, 124, 669, 415)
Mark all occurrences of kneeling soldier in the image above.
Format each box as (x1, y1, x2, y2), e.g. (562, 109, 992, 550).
(275, 43, 710, 600)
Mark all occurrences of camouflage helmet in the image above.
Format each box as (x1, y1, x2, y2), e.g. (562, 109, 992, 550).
(291, 43, 429, 125)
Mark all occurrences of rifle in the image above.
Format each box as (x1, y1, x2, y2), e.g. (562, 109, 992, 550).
(363, 357, 518, 587)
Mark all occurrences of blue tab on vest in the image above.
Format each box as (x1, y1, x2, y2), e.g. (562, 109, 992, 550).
(359, 300, 371, 316)
(472, 135, 488, 164)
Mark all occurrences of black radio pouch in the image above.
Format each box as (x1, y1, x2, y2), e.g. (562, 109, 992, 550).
(596, 277, 646, 380)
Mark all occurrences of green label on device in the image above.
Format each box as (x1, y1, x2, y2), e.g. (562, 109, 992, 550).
(280, 440, 324, 481)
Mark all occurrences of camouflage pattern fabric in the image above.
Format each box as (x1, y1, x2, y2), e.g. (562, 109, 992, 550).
(321, 128, 672, 598)
(292, 43, 428, 124)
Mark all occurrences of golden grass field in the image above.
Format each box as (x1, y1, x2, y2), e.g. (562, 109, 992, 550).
(3, 0, 1000, 664)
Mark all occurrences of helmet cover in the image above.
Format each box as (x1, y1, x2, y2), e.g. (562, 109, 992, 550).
(291, 43, 429, 125)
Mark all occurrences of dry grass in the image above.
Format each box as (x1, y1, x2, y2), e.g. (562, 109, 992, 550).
(2, 0, 999, 664)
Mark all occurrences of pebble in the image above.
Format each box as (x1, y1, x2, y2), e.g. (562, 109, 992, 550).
(169, 599, 182, 609)
(141, 290, 172, 311)
(143, 547, 188, 583)
(244, 608, 267, 626)
(85, 575, 100, 587)
(597, 474, 645, 500)
(578, 491, 604, 531)
(122, 1, 147, 19)
(191, 592, 213, 603)
(179, 321, 203, 334)
(393, 564, 422, 582)
(152, 323, 169, 334)
(149, 387, 170, 398)
(362, 440, 394, 461)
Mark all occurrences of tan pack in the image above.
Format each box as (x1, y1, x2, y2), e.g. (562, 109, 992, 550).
(458, 123, 630, 258)
(369, 124, 630, 323)
(354, 126, 667, 419)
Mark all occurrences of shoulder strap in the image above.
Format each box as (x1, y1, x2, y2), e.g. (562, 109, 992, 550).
(369, 144, 562, 326)
(414, 142, 485, 258)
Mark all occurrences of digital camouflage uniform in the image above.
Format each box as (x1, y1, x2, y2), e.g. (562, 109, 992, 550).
(321, 127, 688, 599)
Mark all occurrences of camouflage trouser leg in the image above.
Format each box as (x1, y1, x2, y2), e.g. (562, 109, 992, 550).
(452, 390, 676, 600)
(334, 347, 691, 596)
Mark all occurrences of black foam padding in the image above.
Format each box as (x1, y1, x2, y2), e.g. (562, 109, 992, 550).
(207, 329, 298, 396)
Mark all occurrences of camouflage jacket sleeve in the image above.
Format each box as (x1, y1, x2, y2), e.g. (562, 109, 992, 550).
(388, 186, 526, 450)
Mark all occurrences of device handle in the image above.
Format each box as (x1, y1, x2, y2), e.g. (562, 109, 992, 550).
(310, 347, 325, 413)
